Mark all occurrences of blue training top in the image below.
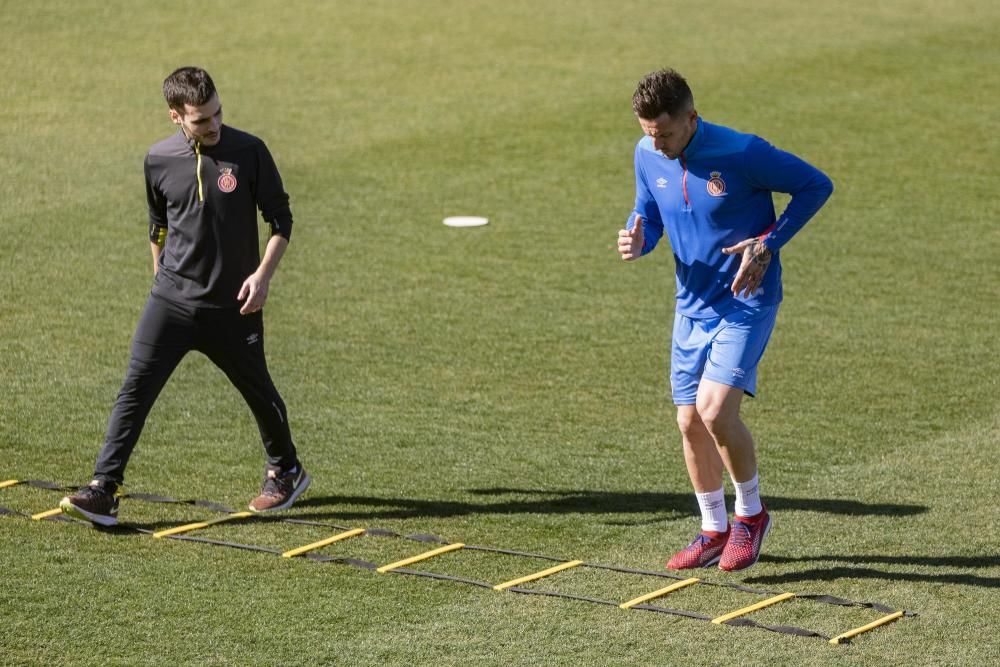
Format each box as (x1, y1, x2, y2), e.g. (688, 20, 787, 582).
(630, 118, 833, 319)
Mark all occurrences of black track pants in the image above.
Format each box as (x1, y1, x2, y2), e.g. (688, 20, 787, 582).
(93, 294, 297, 483)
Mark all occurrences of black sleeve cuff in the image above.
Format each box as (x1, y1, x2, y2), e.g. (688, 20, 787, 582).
(269, 217, 292, 241)
(149, 222, 167, 246)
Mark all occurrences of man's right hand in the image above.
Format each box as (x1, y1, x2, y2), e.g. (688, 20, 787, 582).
(617, 215, 644, 261)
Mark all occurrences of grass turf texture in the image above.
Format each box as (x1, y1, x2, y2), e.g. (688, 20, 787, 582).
(1, 0, 998, 664)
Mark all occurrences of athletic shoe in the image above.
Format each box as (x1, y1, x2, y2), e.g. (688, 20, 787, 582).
(248, 465, 310, 512)
(59, 481, 120, 526)
(665, 529, 730, 569)
(718, 506, 771, 572)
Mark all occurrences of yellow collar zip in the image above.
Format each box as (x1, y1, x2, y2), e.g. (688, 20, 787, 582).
(194, 140, 204, 202)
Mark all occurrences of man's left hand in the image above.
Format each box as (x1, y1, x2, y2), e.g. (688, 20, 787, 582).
(237, 272, 270, 314)
(722, 238, 772, 298)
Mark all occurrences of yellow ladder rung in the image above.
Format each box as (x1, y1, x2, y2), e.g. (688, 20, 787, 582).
(377, 543, 465, 573)
(712, 592, 796, 624)
(152, 511, 255, 538)
(0, 480, 20, 489)
(829, 610, 905, 644)
(282, 528, 366, 558)
(620, 577, 700, 609)
(493, 560, 584, 591)
(31, 508, 63, 520)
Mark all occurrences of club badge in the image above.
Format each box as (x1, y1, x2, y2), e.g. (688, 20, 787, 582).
(706, 171, 726, 197)
(217, 168, 238, 193)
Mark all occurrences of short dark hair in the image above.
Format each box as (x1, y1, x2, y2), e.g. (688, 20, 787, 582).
(632, 68, 694, 119)
(162, 67, 217, 111)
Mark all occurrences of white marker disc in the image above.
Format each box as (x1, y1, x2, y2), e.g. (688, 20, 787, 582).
(443, 216, 489, 227)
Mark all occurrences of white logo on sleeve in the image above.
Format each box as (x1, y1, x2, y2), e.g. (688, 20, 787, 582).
(731, 367, 746, 379)
(656, 177, 668, 189)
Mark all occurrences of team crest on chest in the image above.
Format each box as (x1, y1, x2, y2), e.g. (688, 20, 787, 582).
(217, 168, 238, 193)
(706, 171, 726, 197)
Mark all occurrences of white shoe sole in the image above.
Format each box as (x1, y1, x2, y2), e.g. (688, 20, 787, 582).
(59, 497, 118, 526)
(248, 472, 311, 513)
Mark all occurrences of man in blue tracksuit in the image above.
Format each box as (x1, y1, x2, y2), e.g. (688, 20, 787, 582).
(617, 69, 833, 571)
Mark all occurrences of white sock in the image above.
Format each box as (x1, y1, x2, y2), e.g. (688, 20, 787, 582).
(733, 472, 762, 517)
(695, 488, 728, 533)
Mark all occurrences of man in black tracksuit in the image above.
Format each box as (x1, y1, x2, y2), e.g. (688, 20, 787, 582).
(61, 67, 309, 526)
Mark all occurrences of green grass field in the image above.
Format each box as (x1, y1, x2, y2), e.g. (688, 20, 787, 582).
(2, 1, 998, 664)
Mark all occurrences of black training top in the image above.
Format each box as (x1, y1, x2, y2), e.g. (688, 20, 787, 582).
(144, 125, 293, 308)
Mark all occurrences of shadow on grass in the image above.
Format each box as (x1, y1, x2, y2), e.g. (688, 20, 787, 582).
(747, 556, 1000, 589)
(290, 488, 928, 524)
(761, 554, 1000, 568)
(92, 513, 310, 533)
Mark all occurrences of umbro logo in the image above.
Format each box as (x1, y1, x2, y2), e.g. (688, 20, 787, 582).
(656, 177, 668, 189)
(246, 333, 260, 345)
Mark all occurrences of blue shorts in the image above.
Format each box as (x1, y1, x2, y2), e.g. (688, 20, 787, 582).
(670, 305, 779, 405)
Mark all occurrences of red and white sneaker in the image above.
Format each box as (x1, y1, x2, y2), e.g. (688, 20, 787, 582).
(719, 507, 770, 572)
(666, 529, 730, 569)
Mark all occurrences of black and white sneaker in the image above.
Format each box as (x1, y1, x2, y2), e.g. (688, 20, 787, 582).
(249, 465, 310, 512)
(60, 481, 119, 526)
